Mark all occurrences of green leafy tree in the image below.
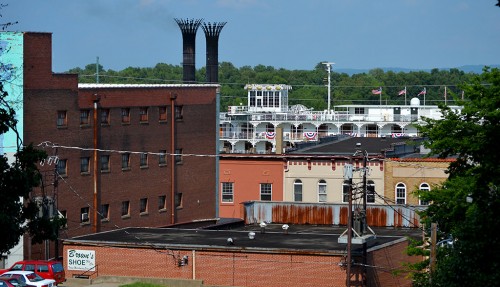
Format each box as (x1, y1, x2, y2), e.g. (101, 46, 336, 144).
(0, 82, 66, 255)
(413, 67, 500, 286)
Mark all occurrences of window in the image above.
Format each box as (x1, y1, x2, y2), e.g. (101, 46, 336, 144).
(342, 180, 350, 203)
(159, 106, 167, 122)
(36, 264, 49, 272)
(101, 155, 110, 172)
(354, 107, 365, 115)
(367, 180, 376, 203)
(318, 180, 327, 202)
(121, 201, 130, 217)
(101, 108, 110, 125)
(80, 109, 90, 125)
(80, 207, 90, 223)
(121, 153, 130, 170)
(294, 179, 302, 202)
(175, 105, 183, 120)
(419, 183, 430, 205)
(80, 157, 90, 173)
(158, 150, 167, 165)
(57, 111, 67, 127)
(139, 107, 148, 122)
(100, 204, 109, 220)
(25, 264, 35, 271)
(139, 198, 148, 214)
(140, 153, 148, 168)
(175, 193, 183, 208)
(174, 148, 182, 164)
(57, 159, 67, 176)
(158, 195, 166, 211)
(260, 183, 272, 201)
(396, 183, 406, 204)
(221, 182, 234, 203)
(121, 108, 130, 123)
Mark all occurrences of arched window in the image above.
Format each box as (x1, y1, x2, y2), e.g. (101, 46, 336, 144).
(342, 180, 350, 203)
(419, 183, 430, 205)
(367, 180, 375, 203)
(395, 183, 406, 204)
(294, 179, 302, 202)
(318, 180, 327, 202)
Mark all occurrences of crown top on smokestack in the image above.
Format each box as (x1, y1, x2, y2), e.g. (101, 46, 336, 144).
(202, 22, 227, 37)
(174, 18, 204, 34)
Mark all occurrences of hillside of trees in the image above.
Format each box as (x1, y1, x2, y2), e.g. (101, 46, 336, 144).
(68, 62, 480, 110)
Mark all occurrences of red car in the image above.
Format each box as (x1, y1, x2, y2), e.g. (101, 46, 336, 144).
(0, 277, 24, 287)
(0, 261, 65, 286)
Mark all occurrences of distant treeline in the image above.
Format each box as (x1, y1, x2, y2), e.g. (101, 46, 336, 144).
(69, 61, 483, 110)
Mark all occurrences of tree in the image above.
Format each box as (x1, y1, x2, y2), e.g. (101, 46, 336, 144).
(0, 82, 66, 255)
(0, 4, 18, 31)
(413, 67, 500, 286)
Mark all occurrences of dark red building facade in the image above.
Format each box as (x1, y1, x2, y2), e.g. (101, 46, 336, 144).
(19, 32, 219, 259)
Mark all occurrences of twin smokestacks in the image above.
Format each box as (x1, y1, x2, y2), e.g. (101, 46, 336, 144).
(175, 18, 226, 83)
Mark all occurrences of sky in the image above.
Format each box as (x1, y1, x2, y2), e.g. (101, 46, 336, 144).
(3, 0, 500, 72)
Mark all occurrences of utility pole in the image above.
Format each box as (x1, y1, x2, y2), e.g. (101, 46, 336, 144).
(52, 146, 59, 259)
(345, 159, 353, 287)
(339, 145, 374, 287)
(361, 151, 368, 286)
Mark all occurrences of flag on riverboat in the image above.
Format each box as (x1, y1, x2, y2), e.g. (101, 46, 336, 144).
(372, 87, 382, 95)
(418, 87, 426, 96)
(398, 87, 406, 96)
(265, 132, 276, 139)
(304, 132, 317, 140)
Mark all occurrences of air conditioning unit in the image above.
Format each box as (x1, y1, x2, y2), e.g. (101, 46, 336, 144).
(81, 213, 89, 222)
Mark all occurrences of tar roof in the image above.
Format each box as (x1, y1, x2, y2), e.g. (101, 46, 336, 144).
(289, 137, 423, 156)
(64, 224, 421, 255)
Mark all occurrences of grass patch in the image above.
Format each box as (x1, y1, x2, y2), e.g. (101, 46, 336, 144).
(120, 283, 168, 287)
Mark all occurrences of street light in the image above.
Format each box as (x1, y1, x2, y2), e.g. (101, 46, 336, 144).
(322, 62, 335, 113)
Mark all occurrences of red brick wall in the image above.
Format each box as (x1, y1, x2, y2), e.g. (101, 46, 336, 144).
(25, 86, 217, 237)
(219, 157, 284, 218)
(63, 245, 347, 287)
(63, 239, 418, 287)
(366, 239, 419, 287)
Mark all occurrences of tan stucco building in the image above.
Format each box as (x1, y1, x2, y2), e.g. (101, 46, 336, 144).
(384, 158, 454, 206)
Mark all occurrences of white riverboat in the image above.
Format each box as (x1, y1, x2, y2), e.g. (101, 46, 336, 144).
(219, 84, 461, 154)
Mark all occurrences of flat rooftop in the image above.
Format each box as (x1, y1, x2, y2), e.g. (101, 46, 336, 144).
(64, 223, 421, 255)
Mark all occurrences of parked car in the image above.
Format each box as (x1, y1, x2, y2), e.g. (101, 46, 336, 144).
(0, 271, 54, 287)
(0, 277, 25, 287)
(0, 261, 64, 286)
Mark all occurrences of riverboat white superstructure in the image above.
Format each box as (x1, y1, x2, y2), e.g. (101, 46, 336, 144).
(219, 84, 461, 154)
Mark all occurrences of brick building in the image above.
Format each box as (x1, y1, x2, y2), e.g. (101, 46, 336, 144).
(219, 155, 284, 218)
(63, 224, 420, 287)
(2, 31, 220, 259)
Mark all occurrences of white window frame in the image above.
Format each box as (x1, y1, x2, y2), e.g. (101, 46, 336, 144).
(367, 180, 376, 203)
(419, 183, 430, 205)
(294, 179, 303, 202)
(318, 180, 327, 203)
(342, 181, 350, 203)
(260, 183, 272, 201)
(395, 182, 406, 204)
(221, 182, 234, 203)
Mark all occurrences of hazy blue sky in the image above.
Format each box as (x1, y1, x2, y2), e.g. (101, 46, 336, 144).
(4, 0, 500, 72)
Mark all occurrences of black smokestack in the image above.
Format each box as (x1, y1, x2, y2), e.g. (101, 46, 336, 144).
(175, 18, 203, 83)
(202, 21, 226, 83)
